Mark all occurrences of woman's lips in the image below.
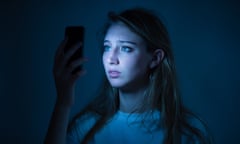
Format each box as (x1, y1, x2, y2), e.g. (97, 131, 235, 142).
(108, 70, 121, 78)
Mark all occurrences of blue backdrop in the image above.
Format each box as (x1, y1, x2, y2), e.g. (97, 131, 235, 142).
(0, 0, 239, 143)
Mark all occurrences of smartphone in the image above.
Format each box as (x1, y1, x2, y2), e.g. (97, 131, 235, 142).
(64, 26, 84, 73)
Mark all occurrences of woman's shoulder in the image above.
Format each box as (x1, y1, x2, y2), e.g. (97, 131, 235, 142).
(187, 114, 208, 133)
(181, 112, 212, 144)
(67, 112, 100, 143)
(73, 112, 100, 133)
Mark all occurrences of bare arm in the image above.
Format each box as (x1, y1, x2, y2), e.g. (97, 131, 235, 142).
(44, 39, 86, 144)
(44, 101, 71, 144)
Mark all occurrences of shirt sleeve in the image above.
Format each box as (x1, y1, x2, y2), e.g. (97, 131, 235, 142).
(66, 113, 99, 144)
(181, 115, 211, 144)
(66, 125, 81, 144)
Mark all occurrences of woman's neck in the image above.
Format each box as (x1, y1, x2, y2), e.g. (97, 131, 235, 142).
(118, 86, 147, 113)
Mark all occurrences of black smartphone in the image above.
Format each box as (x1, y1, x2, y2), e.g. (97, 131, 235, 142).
(64, 26, 84, 73)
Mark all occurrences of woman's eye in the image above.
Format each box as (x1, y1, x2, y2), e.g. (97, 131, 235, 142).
(121, 46, 133, 52)
(103, 45, 111, 51)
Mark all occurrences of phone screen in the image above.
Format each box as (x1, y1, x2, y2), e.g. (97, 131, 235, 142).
(64, 26, 84, 73)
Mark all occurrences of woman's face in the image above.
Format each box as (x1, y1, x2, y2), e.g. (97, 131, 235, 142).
(102, 22, 152, 91)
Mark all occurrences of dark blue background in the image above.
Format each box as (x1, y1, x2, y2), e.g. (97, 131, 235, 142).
(1, 0, 239, 143)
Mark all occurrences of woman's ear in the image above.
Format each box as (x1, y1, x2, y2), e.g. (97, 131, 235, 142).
(149, 49, 164, 69)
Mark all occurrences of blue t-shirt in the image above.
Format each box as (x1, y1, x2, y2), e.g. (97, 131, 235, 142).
(67, 110, 206, 144)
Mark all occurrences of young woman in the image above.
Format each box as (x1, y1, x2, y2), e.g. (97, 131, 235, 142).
(45, 8, 213, 144)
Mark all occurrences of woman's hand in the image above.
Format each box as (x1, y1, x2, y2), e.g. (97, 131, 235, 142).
(53, 39, 86, 108)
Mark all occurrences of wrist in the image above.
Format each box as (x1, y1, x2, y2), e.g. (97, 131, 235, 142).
(55, 98, 74, 110)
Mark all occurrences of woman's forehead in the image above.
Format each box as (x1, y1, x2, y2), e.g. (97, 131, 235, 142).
(104, 22, 144, 44)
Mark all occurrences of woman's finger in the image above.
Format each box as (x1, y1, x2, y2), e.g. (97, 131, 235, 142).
(67, 57, 87, 73)
(63, 42, 82, 63)
(70, 69, 87, 83)
(55, 38, 68, 60)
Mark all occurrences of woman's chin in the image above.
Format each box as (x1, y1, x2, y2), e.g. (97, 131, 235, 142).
(109, 83, 123, 88)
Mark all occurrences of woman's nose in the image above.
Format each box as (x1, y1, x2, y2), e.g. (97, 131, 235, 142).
(108, 50, 119, 65)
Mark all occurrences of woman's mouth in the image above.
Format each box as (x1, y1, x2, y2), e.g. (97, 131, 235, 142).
(108, 70, 121, 78)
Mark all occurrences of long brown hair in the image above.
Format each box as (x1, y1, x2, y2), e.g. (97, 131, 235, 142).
(69, 8, 213, 144)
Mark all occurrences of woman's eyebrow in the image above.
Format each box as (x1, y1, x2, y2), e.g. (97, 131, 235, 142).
(103, 40, 110, 43)
(104, 40, 137, 45)
(119, 40, 137, 45)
